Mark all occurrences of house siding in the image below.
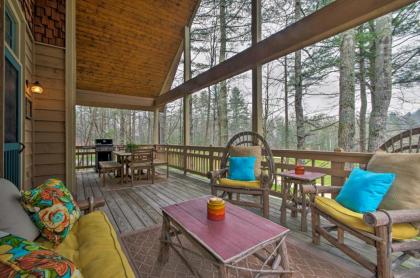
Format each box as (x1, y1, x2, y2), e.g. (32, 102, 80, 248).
(32, 43, 66, 185)
(23, 26, 35, 189)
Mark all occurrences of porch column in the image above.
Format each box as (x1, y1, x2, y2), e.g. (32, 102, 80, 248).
(183, 26, 191, 146)
(65, 0, 77, 192)
(0, 1, 4, 177)
(251, 0, 263, 135)
(153, 108, 160, 144)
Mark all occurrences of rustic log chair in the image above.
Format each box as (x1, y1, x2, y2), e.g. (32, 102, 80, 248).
(379, 126, 420, 153)
(207, 131, 275, 218)
(304, 128, 420, 278)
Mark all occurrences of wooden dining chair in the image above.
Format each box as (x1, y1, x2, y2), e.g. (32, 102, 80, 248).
(127, 149, 154, 185)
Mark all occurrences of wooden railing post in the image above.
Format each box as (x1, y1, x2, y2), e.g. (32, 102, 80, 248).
(183, 146, 188, 175)
(331, 148, 345, 197)
(209, 145, 214, 173)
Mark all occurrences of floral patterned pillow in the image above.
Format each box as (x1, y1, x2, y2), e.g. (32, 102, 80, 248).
(21, 178, 81, 245)
(0, 234, 82, 277)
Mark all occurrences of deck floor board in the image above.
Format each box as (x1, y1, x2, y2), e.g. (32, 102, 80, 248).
(76, 169, 419, 273)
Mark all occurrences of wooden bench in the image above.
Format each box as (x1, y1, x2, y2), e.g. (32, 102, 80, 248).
(99, 161, 122, 187)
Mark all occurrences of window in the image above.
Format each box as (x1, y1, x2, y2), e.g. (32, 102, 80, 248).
(5, 7, 17, 53)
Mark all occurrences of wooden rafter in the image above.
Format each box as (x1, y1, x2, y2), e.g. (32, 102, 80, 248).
(76, 90, 155, 111)
(155, 0, 415, 106)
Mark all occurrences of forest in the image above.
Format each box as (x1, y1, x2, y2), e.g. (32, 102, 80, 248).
(76, 0, 420, 152)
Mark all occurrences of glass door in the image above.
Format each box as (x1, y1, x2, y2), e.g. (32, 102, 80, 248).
(4, 48, 23, 187)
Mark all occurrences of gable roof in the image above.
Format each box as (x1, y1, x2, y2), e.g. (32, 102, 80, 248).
(76, 0, 198, 105)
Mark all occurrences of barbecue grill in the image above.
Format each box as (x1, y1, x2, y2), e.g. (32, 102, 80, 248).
(95, 139, 113, 172)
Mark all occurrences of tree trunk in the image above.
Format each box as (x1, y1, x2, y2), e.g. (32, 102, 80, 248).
(358, 44, 367, 152)
(148, 112, 153, 143)
(368, 15, 392, 151)
(205, 88, 211, 143)
(338, 29, 356, 151)
(128, 112, 132, 143)
(212, 89, 217, 145)
(160, 106, 167, 144)
(113, 112, 118, 144)
(284, 56, 289, 149)
(217, 0, 228, 146)
(263, 64, 270, 138)
(119, 110, 125, 145)
(189, 97, 193, 144)
(131, 111, 136, 143)
(294, 0, 305, 149)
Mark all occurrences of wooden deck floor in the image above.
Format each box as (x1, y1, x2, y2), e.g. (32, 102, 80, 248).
(76, 169, 418, 276)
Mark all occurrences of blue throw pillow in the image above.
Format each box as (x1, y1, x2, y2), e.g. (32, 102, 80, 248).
(228, 156, 256, 181)
(336, 168, 395, 213)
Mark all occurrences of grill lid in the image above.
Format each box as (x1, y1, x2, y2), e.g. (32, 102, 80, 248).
(95, 139, 113, 146)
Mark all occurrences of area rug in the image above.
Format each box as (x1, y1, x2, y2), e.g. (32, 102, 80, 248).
(121, 225, 364, 278)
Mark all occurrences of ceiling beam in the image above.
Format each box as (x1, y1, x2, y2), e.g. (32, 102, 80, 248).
(155, 0, 414, 106)
(76, 90, 155, 111)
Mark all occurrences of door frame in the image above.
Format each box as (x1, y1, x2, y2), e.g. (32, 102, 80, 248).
(4, 45, 22, 186)
(3, 0, 25, 185)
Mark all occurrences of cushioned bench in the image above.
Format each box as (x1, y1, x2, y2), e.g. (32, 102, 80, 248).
(36, 210, 135, 278)
(0, 178, 136, 278)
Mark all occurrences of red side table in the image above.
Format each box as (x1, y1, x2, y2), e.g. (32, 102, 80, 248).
(278, 170, 326, 232)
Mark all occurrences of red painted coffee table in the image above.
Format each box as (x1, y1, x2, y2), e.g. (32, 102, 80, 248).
(158, 196, 291, 277)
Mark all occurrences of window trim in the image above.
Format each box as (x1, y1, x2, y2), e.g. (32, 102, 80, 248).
(5, 5, 18, 54)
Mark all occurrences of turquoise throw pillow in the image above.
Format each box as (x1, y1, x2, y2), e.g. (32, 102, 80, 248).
(228, 156, 256, 181)
(336, 168, 395, 213)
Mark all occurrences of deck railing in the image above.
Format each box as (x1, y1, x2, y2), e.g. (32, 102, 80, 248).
(75, 146, 96, 169)
(76, 144, 373, 195)
(154, 145, 373, 196)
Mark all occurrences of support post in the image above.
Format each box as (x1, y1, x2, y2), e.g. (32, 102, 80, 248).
(153, 108, 160, 144)
(0, 0, 4, 177)
(251, 0, 263, 136)
(183, 26, 191, 175)
(65, 0, 77, 192)
(331, 148, 345, 197)
(183, 26, 191, 146)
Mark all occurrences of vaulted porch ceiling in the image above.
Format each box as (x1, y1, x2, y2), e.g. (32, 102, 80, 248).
(75, 0, 199, 109)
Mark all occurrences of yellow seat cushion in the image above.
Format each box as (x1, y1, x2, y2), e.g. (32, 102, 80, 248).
(218, 178, 261, 188)
(315, 196, 419, 240)
(37, 211, 135, 278)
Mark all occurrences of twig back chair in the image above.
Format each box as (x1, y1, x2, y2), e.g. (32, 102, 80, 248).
(379, 126, 420, 153)
(208, 131, 275, 218)
(305, 128, 420, 278)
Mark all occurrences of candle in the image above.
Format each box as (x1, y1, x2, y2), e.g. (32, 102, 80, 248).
(295, 165, 305, 175)
(207, 197, 225, 221)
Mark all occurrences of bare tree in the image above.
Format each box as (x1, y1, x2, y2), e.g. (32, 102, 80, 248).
(357, 27, 368, 152)
(338, 29, 356, 151)
(217, 0, 228, 146)
(294, 0, 305, 149)
(368, 15, 393, 151)
(284, 56, 289, 148)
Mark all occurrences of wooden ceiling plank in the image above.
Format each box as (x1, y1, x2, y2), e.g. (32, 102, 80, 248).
(158, 0, 203, 96)
(76, 0, 199, 98)
(155, 0, 415, 105)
